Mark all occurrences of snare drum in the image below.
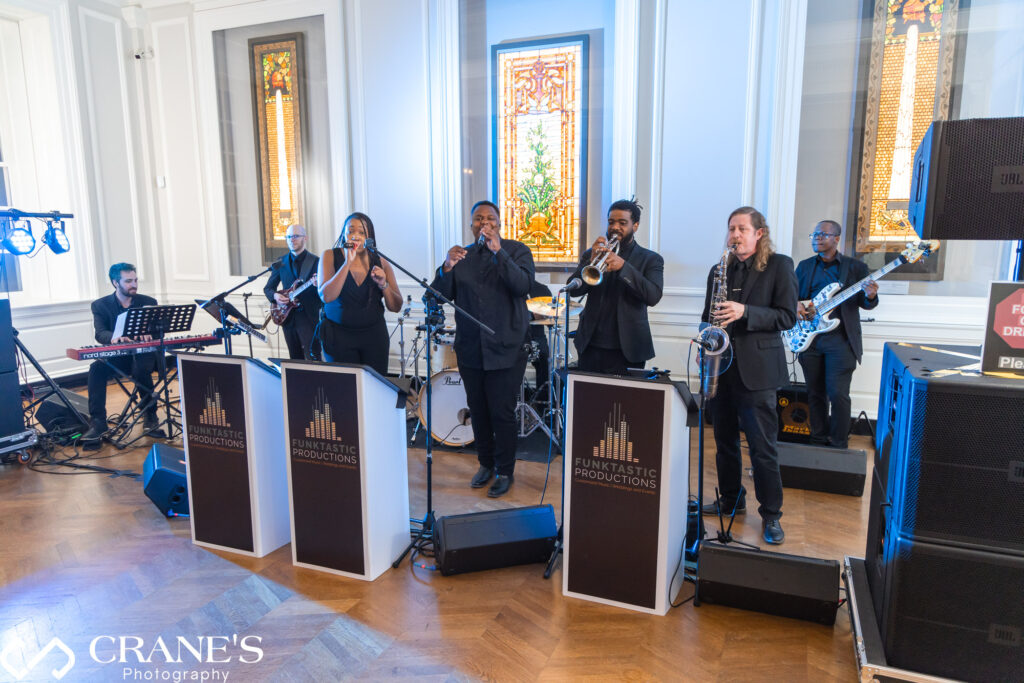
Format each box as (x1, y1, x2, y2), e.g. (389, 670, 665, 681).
(417, 369, 474, 446)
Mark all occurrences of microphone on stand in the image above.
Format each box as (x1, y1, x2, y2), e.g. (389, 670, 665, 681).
(560, 278, 583, 293)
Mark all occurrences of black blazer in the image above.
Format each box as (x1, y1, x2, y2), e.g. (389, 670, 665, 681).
(264, 250, 322, 324)
(91, 292, 159, 345)
(701, 253, 798, 392)
(570, 241, 664, 363)
(430, 239, 535, 371)
(795, 254, 879, 362)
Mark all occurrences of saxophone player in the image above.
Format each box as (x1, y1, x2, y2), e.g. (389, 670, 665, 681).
(700, 207, 797, 545)
(569, 199, 664, 375)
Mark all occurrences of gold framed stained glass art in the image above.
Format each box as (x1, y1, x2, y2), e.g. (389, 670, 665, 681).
(493, 36, 589, 267)
(855, 0, 959, 277)
(250, 34, 306, 252)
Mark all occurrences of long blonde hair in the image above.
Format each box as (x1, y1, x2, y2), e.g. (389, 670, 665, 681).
(728, 206, 775, 272)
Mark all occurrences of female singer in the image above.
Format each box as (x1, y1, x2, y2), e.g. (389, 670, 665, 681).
(317, 212, 402, 373)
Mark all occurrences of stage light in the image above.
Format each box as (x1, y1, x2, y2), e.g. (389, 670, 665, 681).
(1, 220, 35, 255)
(43, 220, 70, 254)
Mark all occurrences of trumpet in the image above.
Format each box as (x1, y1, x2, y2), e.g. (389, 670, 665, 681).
(581, 235, 621, 286)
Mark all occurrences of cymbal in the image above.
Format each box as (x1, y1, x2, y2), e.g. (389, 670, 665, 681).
(530, 318, 555, 326)
(526, 296, 583, 318)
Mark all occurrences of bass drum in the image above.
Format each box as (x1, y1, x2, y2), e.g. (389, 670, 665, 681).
(417, 370, 474, 446)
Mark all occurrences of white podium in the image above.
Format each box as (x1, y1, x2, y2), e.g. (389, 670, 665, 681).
(279, 360, 409, 581)
(562, 370, 695, 614)
(177, 353, 290, 558)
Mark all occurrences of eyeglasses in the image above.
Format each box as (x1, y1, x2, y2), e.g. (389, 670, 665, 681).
(809, 231, 839, 239)
(285, 234, 305, 240)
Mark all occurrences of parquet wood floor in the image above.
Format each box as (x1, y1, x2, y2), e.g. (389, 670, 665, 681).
(0, 386, 870, 682)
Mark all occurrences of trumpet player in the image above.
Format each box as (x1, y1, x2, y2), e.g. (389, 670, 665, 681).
(569, 199, 664, 375)
(700, 207, 797, 545)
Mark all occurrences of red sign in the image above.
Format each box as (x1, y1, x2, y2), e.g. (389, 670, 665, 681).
(994, 288, 1024, 350)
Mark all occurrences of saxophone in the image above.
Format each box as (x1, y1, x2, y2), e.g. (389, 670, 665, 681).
(700, 246, 735, 399)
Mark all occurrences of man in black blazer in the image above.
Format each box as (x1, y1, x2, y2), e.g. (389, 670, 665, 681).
(701, 207, 798, 545)
(431, 200, 535, 498)
(264, 224, 321, 360)
(83, 263, 160, 441)
(795, 220, 878, 449)
(570, 199, 664, 375)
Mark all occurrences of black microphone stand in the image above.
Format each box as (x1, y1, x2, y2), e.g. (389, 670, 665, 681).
(198, 266, 273, 355)
(364, 239, 496, 568)
(544, 280, 578, 578)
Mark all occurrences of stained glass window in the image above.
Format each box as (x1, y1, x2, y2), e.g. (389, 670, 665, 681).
(493, 36, 588, 266)
(856, 0, 958, 257)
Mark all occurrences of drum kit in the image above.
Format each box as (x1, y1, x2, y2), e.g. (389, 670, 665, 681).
(394, 293, 582, 448)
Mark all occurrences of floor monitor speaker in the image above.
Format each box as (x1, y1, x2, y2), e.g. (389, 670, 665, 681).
(433, 505, 557, 576)
(143, 443, 188, 516)
(35, 389, 90, 433)
(777, 441, 866, 496)
(697, 542, 841, 625)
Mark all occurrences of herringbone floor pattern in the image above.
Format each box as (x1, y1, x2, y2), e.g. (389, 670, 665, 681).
(0, 387, 868, 682)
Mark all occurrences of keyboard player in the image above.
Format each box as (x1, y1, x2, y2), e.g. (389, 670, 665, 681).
(82, 263, 162, 442)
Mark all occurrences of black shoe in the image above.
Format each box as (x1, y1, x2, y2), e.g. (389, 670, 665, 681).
(762, 519, 785, 545)
(143, 413, 166, 439)
(700, 496, 746, 516)
(487, 474, 513, 498)
(80, 420, 107, 442)
(470, 466, 494, 488)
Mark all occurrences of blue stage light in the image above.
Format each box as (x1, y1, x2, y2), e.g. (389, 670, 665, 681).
(1, 221, 35, 255)
(43, 220, 70, 254)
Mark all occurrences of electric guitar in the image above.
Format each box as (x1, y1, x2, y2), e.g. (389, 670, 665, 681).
(781, 241, 939, 354)
(271, 274, 318, 325)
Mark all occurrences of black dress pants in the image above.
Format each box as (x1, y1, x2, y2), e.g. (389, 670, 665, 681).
(458, 355, 528, 476)
(577, 345, 641, 376)
(710, 364, 784, 521)
(282, 309, 319, 361)
(320, 319, 389, 376)
(87, 354, 157, 423)
(798, 332, 857, 448)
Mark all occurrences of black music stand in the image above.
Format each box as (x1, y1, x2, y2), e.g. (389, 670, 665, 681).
(198, 297, 266, 355)
(107, 304, 196, 447)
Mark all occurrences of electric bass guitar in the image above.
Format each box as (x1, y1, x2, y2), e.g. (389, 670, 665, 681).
(781, 240, 938, 354)
(271, 274, 318, 325)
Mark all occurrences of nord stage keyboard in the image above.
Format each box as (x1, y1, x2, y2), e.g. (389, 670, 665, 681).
(66, 334, 221, 361)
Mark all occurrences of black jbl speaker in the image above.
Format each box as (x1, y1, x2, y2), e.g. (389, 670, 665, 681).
(0, 299, 15, 374)
(35, 389, 90, 433)
(0, 371, 24, 438)
(777, 442, 866, 496)
(876, 534, 1024, 681)
(877, 342, 1024, 555)
(697, 542, 840, 625)
(143, 443, 189, 516)
(909, 117, 1024, 240)
(433, 505, 557, 576)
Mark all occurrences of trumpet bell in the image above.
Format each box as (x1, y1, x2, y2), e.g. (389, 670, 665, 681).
(581, 265, 603, 286)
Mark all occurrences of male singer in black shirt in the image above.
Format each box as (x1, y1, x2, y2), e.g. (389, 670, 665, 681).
(701, 207, 797, 545)
(82, 263, 160, 441)
(263, 224, 321, 360)
(569, 199, 664, 375)
(431, 200, 535, 498)
(795, 220, 878, 448)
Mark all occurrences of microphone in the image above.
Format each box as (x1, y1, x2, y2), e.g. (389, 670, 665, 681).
(560, 278, 583, 292)
(476, 232, 487, 247)
(694, 324, 730, 355)
(363, 238, 376, 251)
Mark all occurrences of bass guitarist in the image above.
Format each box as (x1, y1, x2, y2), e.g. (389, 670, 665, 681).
(264, 224, 322, 360)
(795, 220, 878, 449)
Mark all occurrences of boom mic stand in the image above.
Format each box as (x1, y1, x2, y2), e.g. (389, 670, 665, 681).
(198, 267, 273, 355)
(363, 239, 496, 568)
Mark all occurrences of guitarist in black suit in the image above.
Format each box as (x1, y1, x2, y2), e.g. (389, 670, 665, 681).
(700, 207, 798, 545)
(569, 199, 664, 375)
(794, 220, 878, 449)
(264, 224, 322, 360)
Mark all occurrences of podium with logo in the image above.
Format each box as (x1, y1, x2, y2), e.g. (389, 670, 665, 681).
(177, 353, 291, 557)
(562, 371, 696, 614)
(279, 360, 409, 581)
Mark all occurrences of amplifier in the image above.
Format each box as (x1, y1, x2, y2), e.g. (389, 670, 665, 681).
(697, 542, 840, 625)
(777, 442, 866, 496)
(35, 389, 90, 433)
(433, 505, 557, 576)
(776, 384, 811, 443)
